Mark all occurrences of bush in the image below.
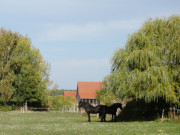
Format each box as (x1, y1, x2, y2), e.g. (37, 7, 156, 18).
(48, 95, 76, 109)
(0, 105, 13, 111)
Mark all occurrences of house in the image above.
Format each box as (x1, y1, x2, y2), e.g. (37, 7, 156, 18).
(76, 81, 103, 105)
(64, 91, 77, 101)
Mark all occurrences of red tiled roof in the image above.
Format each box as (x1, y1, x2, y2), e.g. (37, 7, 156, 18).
(64, 91, 77, 101)
(77, 81, 103, 99)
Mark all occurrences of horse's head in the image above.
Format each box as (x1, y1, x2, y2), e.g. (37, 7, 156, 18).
(114, 103, 123, 110)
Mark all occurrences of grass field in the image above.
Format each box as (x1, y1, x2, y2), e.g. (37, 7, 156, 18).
(0, 111, 179, 135)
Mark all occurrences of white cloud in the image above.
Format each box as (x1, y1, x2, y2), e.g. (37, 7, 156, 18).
(36, 19, 143, 42)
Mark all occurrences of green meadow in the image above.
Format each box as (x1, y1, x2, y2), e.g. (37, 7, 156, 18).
(0, 112, 179, 135)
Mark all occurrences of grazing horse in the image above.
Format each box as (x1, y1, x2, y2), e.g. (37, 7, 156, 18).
(78, 101, 105, 122)
(100, 103, 123, 122)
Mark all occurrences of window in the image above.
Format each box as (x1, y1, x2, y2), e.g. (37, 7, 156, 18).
(90, 99, 93, 104)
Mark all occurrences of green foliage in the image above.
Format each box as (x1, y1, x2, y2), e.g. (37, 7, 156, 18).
(54, 90, 64, 95)
(0, 29, 18, 103)
(47, 83, 76, 96)
(96, 89, 115, 105)
(0, 105, 12, 111)
(48, 95, 76, 109)
(47, 84, 59, 96)
(99, 15, 180, 106)
(0, 28, 50, 106)
(96, 75, 117, 105)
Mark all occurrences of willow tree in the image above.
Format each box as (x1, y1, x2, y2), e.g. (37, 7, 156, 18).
(0, 28, 50, 106)
(101, 15, 180, 106)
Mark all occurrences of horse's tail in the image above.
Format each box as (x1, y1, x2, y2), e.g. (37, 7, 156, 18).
(99, 106, 105, 114)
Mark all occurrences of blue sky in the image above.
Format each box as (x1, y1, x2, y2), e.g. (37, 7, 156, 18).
(0, 0, 180, 89)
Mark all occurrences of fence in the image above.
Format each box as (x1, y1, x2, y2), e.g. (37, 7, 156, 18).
(20, 104, 79, 113)
(19, 104, 180, 119)
(61, 104, 79, 113)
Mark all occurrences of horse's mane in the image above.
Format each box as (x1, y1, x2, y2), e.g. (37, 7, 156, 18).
(79, 101, 94, 108)
(103, 103, 123, 112)
(114, 103, 123, 110)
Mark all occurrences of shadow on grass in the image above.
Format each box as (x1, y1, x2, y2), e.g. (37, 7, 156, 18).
(79, 98, 173, 123)
(117, 99, 171, 122)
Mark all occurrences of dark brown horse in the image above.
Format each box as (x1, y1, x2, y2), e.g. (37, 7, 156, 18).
(78, 101, 105, 122)
(100, 103, 123, 122)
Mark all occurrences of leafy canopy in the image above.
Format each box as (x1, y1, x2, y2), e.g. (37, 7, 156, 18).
(0, 28, 50, 106)
(99, 15, 180, 106)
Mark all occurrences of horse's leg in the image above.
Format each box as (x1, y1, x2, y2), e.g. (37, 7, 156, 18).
(88, 113, 91, 122)
(114, 114, 117, 122)
(99, 112, 103, 122)
(100, 113, 105, 122)
(101, 113, 104, 122)
(104, 114, 106, 122)
(112, 114, 113, 122)
(100, 114, 103, 122)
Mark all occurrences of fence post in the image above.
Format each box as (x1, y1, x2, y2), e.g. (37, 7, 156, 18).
(77, 107, 79, 113)
(173, 106, 175, 119)
(65, 106, 67, 112)
(81, 108, 82, 115)
(21, 107, 25, 113)
(25, 101, 28, 111)
(73, 104, 75, 113)
(62, 106, 64, 112)
(161, 109, 164, 119)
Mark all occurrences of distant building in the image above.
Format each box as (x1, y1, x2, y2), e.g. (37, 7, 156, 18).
(64, 91, 77, 101)
(76, 81, 102, 105)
